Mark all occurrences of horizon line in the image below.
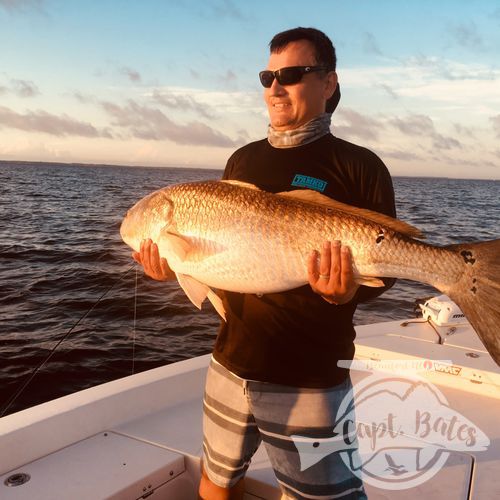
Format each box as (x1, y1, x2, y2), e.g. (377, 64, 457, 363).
(0, 159, 498, 182)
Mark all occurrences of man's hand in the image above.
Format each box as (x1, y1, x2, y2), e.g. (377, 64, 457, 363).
(132, 239, 175, 281)
(307, 240, 359, 305)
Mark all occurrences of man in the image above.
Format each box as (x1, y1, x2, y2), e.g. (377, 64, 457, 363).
(135, 27, 395, 500)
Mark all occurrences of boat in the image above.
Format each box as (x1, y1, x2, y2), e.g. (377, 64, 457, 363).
(1, 298, 499, 499)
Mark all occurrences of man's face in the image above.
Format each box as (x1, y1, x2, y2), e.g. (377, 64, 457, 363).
(264, 40, 337, 131)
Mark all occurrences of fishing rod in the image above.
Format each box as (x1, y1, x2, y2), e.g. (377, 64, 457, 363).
(0, 262, 138, 418)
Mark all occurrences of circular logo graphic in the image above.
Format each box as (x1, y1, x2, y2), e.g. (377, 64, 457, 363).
(333, 373, 488, 490)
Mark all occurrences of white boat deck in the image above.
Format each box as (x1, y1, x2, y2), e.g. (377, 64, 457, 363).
(0, 319, 498, 499)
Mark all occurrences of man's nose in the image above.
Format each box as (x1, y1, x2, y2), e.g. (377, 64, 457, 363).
(268, 77, 286, 95)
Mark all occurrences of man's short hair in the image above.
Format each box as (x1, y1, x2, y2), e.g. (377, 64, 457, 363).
(269, 27, 340, 113)
(269, 27, 337, 71)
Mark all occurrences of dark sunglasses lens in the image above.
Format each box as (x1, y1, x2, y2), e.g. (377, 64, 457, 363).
(259, 71, 275, 88)
(277, 67, 303, 86)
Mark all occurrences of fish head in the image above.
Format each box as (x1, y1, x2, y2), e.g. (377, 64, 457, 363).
(120, 188, 174, 252)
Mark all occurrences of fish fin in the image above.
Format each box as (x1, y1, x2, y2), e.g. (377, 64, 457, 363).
(355, 276, 386, 287)
(207, 289, 227, 321)
(445, 239, 500, 366)
(278, 188, 338, 205)
(161, 229, 192, 261)
(278, 189, 425, 240)
(221, 180, 261, 190)
(176, 273, 209, 310)
(176, 273, 227, 320)
(160, 226, 226, 263)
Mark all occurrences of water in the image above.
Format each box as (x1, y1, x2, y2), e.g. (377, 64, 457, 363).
(1, 161, 499, 415)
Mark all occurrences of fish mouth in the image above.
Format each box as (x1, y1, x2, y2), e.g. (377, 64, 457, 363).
(120, 208, 141, 251)
(119, 213, 133, 248)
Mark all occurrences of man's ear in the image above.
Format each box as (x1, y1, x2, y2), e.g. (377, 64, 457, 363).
(324, 71, 338, 100)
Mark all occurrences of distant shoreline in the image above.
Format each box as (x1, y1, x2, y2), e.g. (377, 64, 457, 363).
(0, 159, 224, 173)
(0, 159, 498, 182)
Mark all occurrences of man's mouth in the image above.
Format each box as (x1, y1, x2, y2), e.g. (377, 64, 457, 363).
(272, 102, 291, 110)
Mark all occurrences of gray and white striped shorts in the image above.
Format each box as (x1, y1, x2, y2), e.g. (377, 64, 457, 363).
(202, 357, 367, 499)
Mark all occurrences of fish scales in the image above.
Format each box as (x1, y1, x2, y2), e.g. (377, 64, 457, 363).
(168, 182, 458, 292)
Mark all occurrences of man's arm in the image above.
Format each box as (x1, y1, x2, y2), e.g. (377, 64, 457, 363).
(308, 149, 396, 304)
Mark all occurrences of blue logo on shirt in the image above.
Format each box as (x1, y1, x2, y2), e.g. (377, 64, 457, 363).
(291, 174, 327, 192)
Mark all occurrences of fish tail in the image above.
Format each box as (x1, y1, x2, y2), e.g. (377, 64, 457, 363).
(445, 239, 500, 366)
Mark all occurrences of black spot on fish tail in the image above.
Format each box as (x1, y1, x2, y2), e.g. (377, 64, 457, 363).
(460, 250, 476, 265)
(470, 286, 477, 294)
(376, 230, 385, 245)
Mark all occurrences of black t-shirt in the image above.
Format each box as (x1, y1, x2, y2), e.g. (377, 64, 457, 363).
(212, 133, 396, 387)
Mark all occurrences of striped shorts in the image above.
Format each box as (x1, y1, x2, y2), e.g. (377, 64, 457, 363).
(202, 357, 367, 499)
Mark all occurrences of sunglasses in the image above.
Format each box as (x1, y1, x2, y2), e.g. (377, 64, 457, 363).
(259, 65, 330, 88)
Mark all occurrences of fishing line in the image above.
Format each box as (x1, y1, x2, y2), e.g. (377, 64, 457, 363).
(0, 262, 137, 418)
(132, 265, 138, 375)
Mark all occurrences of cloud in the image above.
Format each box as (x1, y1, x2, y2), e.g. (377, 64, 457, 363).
(379, 149, 423, 162)
(207, 0, 246, 21)
(333, 108, 383, 141)
(389, 114, 434, 135)
(218, 69, 237, 87)
(72, 91, 95, 104)
(0, 77, 40, 97)
(209, 0, 245, 20)
(190, 69, 201, 80)
(490, 115, 500, 138)
(151, 88, 215, 119)
(101, 99, 243, 147)
(453, 123, 476, 139)
(0, 105, 112, 138)
(377, 83, 398, 99)
(389, 114, 462, 150)
(119, 66, 141, 83)
(403, 55, 495, 81)
(0, 0, 43, 12)
(362, 32, 383, 56)
(432, 134, 461, 150)
(177, 0, 249, 22)
(448, 21, 484, 50)
(11, 78, 40, 97)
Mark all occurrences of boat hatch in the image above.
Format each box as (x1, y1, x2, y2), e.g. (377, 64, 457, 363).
(0, 431, 196, 500)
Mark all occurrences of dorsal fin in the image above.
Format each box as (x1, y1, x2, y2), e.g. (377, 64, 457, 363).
(278, 189, 425, 239)
(221, 180, 261, 190)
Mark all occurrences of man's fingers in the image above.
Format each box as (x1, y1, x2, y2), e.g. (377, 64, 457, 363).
(329, 241, 341, 280)
(150, 241, 162, 275)
(134, 239, 173, 281)
(307, 240, 358, 305)
(142, 239, 151, 269)
(319, 241, 331, 279)
(308, 249, 320, 281)
(340, 245, 353, 289)
(160, 257, 172, 278)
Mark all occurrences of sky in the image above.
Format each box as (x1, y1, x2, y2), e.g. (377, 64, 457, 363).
(1, 0, 499, 179)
